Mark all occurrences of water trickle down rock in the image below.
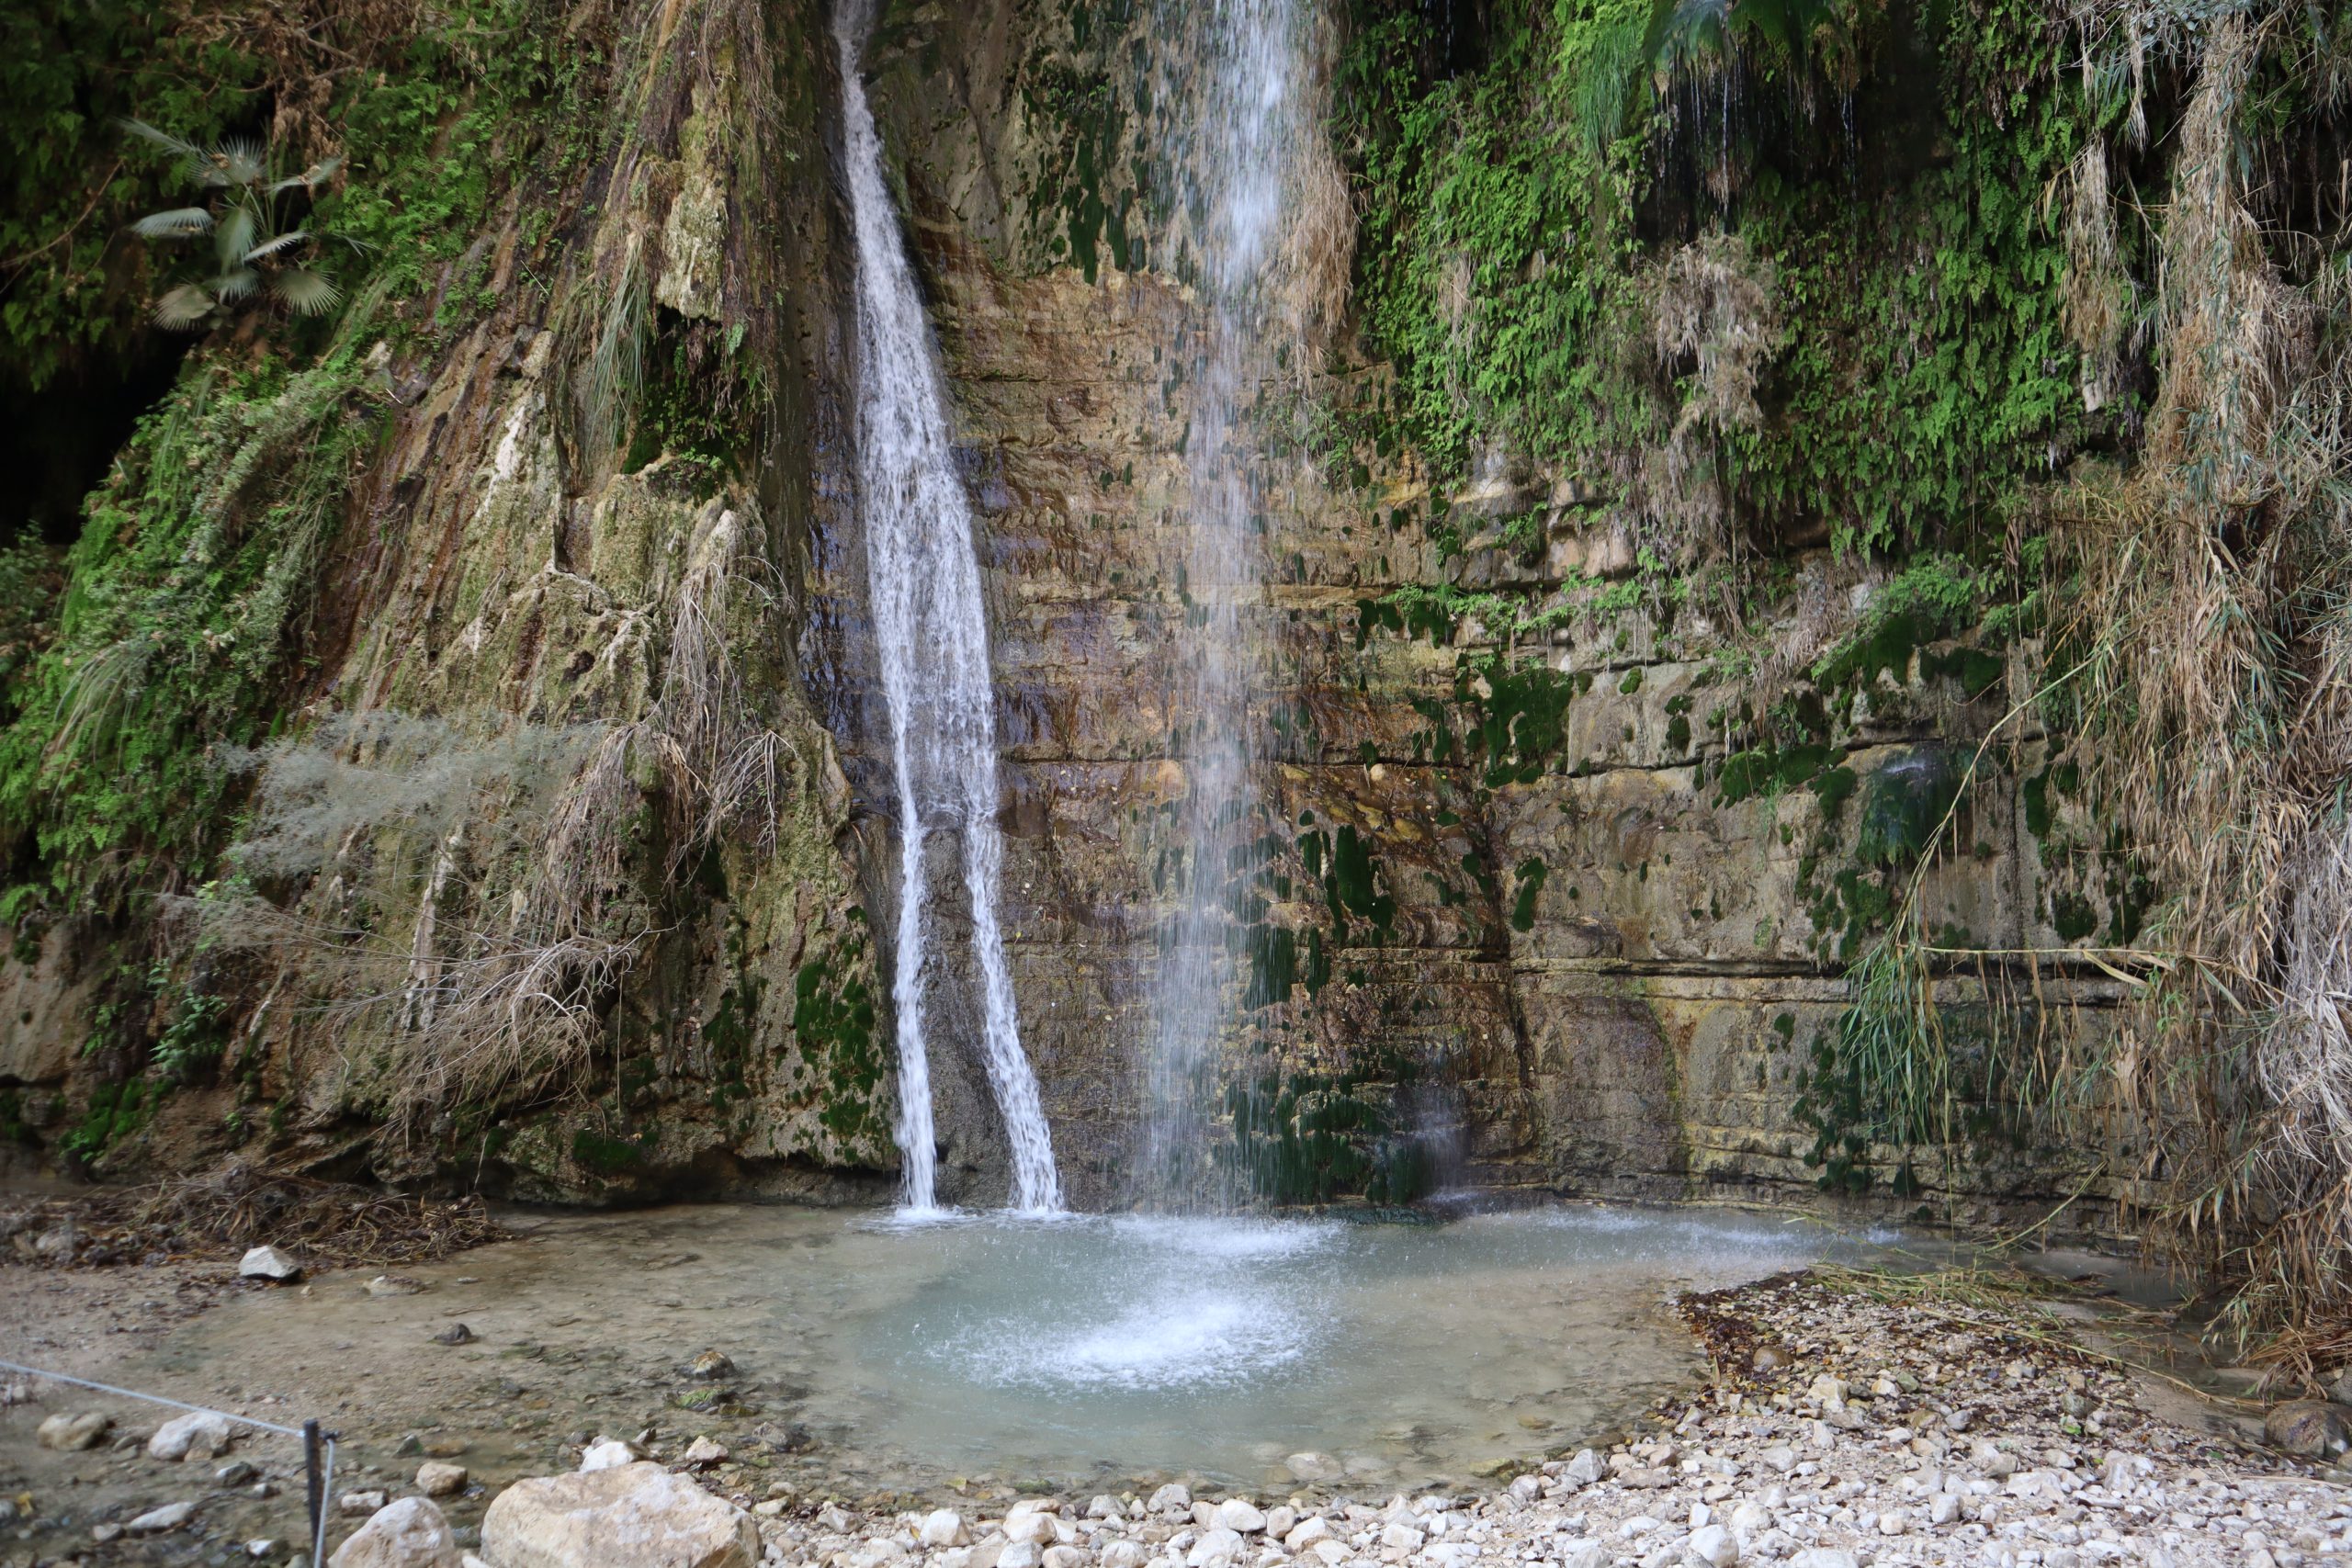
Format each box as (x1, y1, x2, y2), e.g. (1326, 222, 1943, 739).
(833, 0, 1062, 1214)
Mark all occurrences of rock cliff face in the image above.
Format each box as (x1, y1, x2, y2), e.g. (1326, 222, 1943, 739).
(0, 0, 2142, 1228)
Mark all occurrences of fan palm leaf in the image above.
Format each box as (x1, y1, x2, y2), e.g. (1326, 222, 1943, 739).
(243, 230, 312, 264)
(132, 207, 216, 239)
(270, 269, 342, 316)
(152, 283, 219, 330)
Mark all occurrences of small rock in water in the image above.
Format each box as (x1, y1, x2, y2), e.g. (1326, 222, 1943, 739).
(1283, 1452, 1339, 1483)
(1210, 1499, 1264, 1534)
(149, 1410, 237, 1461)
(239, 1245, 302, 1282)
(366, 1275, 425, 1297)
(245, 1540, 278, 1558)
(921, 1510, 968, 1547)
(2266, 1399, 2352, 1458)
(129, 1500, 198, 1534)
(341, 1490, 391, 1517)
(416, 1461, 468, 1496)
(580, 1437, 635, 1472)
(36, 1411, 111, 1451)
(684, 1436, 729, 1466)
(328, 1495, 459, 1568)
(431, 1323, 474, 1346)
(690, 1350, 737, 1380)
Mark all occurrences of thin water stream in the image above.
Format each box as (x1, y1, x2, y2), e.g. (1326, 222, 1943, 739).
(835, 0, 1059, 1214)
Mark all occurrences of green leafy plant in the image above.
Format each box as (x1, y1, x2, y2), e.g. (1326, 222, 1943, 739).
(120, 118, 348, 329)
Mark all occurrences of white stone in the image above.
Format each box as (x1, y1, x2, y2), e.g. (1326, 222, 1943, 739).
(416, 1462, 468, 1498)
(342, 1491, 390, 1517)
(1150, 1486, 1193, 1517)
(1007, 1514, 1057, 1546)
(1000, 1543, 1045, 1568)
(1042, 1548, 1090, 1568)
(580, 1438, 636, 1472)
(1262, 1506, 1296, 1540)
(1506, 1476, 1541, 1504)
(1686, 1525, 1737, 1567)
(1304, 1543, 1349, 1568)
(1283, 1517, 1332, 1552)
(247, 1541, 278, 1559)
(1787, 1553, 1860, 1568)
(1186, 1529, 1243, 1567)
(1284, 1452, 1340, 1483)
(1213, 1502, 1266, 1535)
(684, 1437, 729, 1465)
(1088, 1497, 1122, 1521)
(1929, 1493, 1960, 1526)
(481, 1460, 758, 1568)
(1561, 1545, 1607, 1568)
(1100, 1544, 1148, 1568)
(130, 1501, 198, 1533)
(1563, 1450, 1606, 1486)
(149, 1409, 237, 1461)
(924, 1512, 970, 1548)
(240, 1245, 302, 1281)
(1377, 1522, 1423, 1552)
(1758, 1446, 1796, 1474)
(330, 1496, 461, 1568)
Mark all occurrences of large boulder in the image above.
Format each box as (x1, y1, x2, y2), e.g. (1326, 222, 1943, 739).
(2266, 1399, 2352, 1458)
(330, 1497, 462, 1568)
(482, 1461, 757, 1568)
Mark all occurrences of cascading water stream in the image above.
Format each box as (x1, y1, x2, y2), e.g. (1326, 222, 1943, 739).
(1142, 0, 1310, 1207)
(835, 0, 1062, 1216)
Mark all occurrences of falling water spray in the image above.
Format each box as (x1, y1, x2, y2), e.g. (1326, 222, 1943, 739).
(835, 0, 1062, 1215)
(1142, 0, 1315, 1207)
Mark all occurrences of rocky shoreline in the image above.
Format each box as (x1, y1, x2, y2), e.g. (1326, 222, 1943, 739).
(12, 1264, 2346, 1567)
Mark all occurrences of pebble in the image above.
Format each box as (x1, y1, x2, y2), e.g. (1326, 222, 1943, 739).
(128, 1500, 198, 1533)
(340, 1489, 390, 1516)
(239, 1245, 301, 1281)
(1210, 1499, 1265, 1533)
(417, 1460, 469, 1495)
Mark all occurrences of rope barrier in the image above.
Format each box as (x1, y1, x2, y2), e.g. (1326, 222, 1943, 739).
(0, 1355, 338, 1563)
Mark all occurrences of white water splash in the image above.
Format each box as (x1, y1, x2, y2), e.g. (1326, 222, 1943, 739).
(1142, 0, 1310, 1206)
(835, 0, 1062, 1216)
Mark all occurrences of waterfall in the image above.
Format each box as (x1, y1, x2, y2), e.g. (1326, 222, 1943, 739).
(1142, 0, 1311, 1206)
(835, 1, 1063, 1216)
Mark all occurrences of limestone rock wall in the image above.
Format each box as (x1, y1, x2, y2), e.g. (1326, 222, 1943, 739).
(0, 0, 2132, 1233)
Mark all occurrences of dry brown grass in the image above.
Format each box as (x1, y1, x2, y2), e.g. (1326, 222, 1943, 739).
(2040, 9, 2352, 1343)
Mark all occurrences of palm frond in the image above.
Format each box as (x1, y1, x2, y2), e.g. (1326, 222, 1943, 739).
(132, 207, 216, 240)
(214, 266, 260, 303)
(243, 230, 311, 264)
(271, 269, 342, 317)
(214, 206, 258, 272)
(152, 283, 220, 330)
(119, 118, 209, 180)
(271, 155, 345, 195)
(205, 137, 267, 189)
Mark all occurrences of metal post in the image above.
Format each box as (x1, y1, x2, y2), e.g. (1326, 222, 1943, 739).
(304, 1418, 326, 1562)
